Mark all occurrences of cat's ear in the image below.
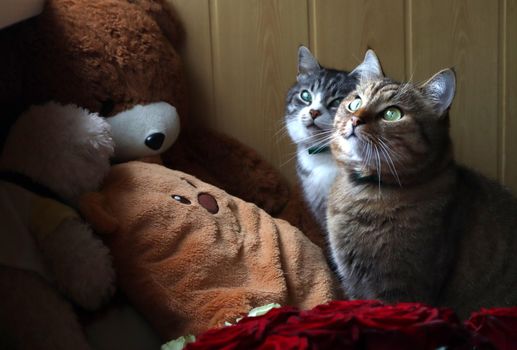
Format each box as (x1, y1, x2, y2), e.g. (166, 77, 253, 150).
(419, 68, 456, 116)
(350, 49, 384, 80)
(297, 46, 320, 78)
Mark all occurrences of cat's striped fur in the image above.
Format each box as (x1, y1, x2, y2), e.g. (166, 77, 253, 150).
(327, 50, 517, 316)
(285, 46, 358, 230)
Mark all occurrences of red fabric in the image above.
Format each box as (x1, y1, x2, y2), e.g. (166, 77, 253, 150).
(186, 300, 517, 350)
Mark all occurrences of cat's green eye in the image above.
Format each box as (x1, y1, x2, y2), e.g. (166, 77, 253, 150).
(347, 97, 362, 112)
(383, 107, 403, 122)
(328, 98, 342, 108)
(300, 90, 312, 103)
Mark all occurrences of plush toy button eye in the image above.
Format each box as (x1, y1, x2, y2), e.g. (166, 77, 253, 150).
(171, 195, 191, 204)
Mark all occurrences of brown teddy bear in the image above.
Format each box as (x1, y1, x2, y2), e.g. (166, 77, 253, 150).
(80, 161, 338, 341)
(0, 0, 325, 247)
(0, 0, 293, 218)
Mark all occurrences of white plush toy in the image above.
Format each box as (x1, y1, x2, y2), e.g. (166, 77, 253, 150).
(0, 102, 116, 350)
(0, 100, 180, 350)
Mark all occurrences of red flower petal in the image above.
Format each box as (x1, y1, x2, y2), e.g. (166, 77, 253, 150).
(465, 307, 517, 350)
(186, 301, 505, 350)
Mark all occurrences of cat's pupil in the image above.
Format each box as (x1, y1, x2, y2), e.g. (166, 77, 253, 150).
(383, 107, 403, 121)
(300, 90, 312, 103)
(348, 97, 362, 111)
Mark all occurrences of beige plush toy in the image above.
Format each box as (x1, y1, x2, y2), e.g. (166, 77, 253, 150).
(80, 161, 339, 341)
(0, 102, 116, 350)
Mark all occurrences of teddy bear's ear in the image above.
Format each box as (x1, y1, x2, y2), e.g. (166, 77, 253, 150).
(79, 192, 119, 235)
(129, 0, 184, 47)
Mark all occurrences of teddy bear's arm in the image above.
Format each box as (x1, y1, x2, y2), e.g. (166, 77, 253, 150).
(36, 218, 115, 310)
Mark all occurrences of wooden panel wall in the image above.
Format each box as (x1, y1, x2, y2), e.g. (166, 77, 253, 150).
(169, 0, 517, 193)
(504, 0, 517, 190)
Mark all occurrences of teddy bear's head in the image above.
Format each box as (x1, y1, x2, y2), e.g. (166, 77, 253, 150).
(0, 0, 185, 161)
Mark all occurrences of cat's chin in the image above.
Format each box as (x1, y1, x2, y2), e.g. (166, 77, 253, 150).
(343, 135, 359, 149)
(334, 137, 363, 163)
(305, 124, 323, 132)
(304, 124, 332, 140)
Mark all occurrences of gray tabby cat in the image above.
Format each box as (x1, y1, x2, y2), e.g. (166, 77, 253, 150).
(285, 46, 360, 229)
(327, 49, 517, 317)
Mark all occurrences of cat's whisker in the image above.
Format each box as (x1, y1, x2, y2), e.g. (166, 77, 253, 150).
(376, 138, 403, 164)
(365, 144, 372, 171)
(311, 134, 335, 148)
(361, 140, 373, 171)
(293, 139, 334, 160)
(374, 145, 382, 196)
(374, 136, 403, 186)
(293, 129, 335, 144)
(274, 124, 289, 138)
(279, 150, 301, 168)
(377, 136, 408, 163)
(279, 133, 335, 169)
(274, 131, 290, 144)
(377, 141, 402, 187)
(315, 121, 335, 127)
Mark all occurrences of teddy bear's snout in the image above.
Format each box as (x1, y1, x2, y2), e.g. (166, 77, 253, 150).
(145, 133, 165, 150)
(198, 193, 219, 214)
(105, 102, 180, 161)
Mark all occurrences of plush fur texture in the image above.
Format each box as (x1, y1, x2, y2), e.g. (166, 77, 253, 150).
(0, 0, 304, 225)
(327, 50, 517, 317)
(1, 103, 114, 202)
(80, 161, 338, 340)
(39, 219, 115, 310)
(0, 102, 115, 349)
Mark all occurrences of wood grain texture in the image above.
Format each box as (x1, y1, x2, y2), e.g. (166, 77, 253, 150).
(309, 0, 406, 81)
(410, 0, 500, 180)
(208, 0, 309, 181)
(167, 0, 214, 127)
(503, 0, 517, 192)
(169, 0, 515, 189)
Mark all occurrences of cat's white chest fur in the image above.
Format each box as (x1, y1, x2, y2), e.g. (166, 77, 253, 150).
(297, 149, 338, 228)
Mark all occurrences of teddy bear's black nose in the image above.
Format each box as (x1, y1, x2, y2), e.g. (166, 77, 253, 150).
(145, 133, 165, 150)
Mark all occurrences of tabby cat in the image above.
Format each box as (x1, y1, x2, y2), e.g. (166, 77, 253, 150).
(327, 50, 517, 316)
(285, 46, 360, 229)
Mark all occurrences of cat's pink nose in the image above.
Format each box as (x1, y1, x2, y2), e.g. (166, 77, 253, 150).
(309, 109, 321, 119)
(351, 116, 364, 127)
